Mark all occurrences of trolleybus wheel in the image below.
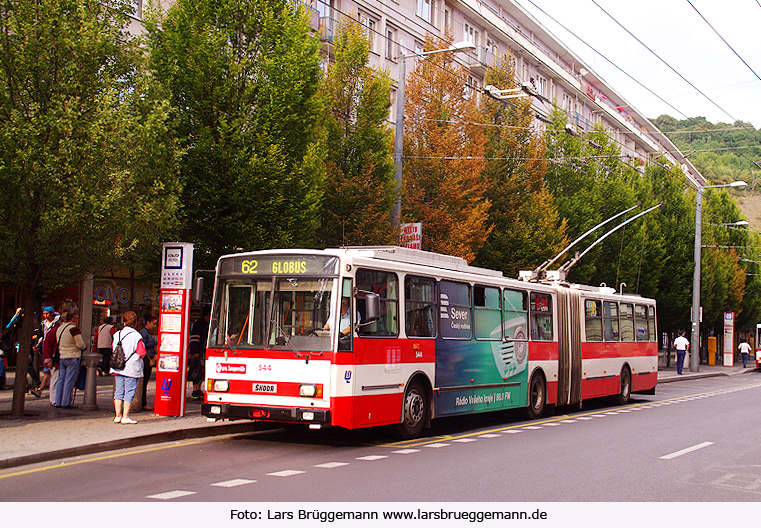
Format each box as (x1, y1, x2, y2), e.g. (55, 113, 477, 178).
(526, 372, 546, 420)
(394, 379, 427, 439)
(617, 366, 632, 406)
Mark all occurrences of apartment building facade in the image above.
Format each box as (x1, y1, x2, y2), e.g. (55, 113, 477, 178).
(302, 0, 705, 187)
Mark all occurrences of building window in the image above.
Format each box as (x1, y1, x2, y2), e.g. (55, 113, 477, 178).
(417, 0, 433, 24)
(444, 8, 450, 29)
(386, 26, 397, 60)
(464, 22, 479, 47)
(486, 38, 498, 56)
(536, 75, 547, 98)
(465, 75, 479, 99)
(521, 60, 529, 83)
(358, 12, 377, 52)
(562, 93, 572, 112)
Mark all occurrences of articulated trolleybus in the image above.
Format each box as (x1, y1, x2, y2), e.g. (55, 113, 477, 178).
(201, 246, 658, 438)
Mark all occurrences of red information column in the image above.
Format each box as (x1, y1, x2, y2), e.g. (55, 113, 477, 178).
(154, 243, 194, 417)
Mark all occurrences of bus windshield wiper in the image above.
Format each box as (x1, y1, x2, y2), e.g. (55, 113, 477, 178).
(271, 314, 309, 363)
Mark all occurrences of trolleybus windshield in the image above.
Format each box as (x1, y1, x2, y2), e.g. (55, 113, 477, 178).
(210, 255, 339, 352)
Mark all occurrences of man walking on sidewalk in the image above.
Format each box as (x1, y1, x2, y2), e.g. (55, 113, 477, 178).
(673, 331, 690, 375)
(738, 339, 752, 368)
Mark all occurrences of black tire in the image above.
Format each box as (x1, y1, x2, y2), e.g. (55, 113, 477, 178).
(394, 379, 427, 439)
(526, 372, 546, 420)
(617, 366, 632, 405)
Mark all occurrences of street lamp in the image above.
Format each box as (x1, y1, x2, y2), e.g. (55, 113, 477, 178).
(690, 180, 747, 372)
(392, 40, 477, 228)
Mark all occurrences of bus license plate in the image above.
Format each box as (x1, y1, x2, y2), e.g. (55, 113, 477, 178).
(253, 383, 277, 394)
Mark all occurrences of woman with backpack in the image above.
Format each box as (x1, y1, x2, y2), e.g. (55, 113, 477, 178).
(110, 311, 146, 424)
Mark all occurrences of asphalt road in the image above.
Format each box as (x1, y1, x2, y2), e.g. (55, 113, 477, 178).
(2, 373, 761, 504)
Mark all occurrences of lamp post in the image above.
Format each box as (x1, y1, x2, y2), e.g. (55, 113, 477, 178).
(392, 40, 476, 229)
(690, 180, 747, 372)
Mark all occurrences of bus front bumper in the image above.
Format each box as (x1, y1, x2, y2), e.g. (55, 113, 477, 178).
(202, 403, 330, 424)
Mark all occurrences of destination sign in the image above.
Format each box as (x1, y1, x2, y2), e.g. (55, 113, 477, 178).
(219, 255, 339, 277)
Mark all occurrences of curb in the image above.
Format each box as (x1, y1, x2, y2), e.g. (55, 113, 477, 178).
(658, 367, 757, 384)
(0, 421, 259, 470)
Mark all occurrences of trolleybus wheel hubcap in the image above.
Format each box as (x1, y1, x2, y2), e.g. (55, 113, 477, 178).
(405, 389, 424, 426)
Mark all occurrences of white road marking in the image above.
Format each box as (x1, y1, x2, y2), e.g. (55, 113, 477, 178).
(356, 455, 388, 461)
(314, 462, 350, 468)
(268, 470, 306, 477)
(523, 426, 542, 430)
(146, 490, 197, 500)
(660, 442, 715, 460)
(425, 443, 450, 448)
(453, 438, 478, 443)
(503, 430, 523, 433)
(478, 433, 501, 437)
(391, 448, 420, 454)
(211, 479, 256, 488)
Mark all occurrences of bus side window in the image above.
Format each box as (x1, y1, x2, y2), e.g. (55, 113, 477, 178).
(530, 292, 553, 341)
(647, 306, 657, 342)
(474, 285, 501, 340)
(503, 288, 528, 341)
(603, 301, 619, 341)
(620, 303, 634, 342)
(440, 280, 471, 340)
(585, 299, 602, 342)
(356, 269, 399, 337)
(405, 275, 436, 338)
(635, 304, 649, 341)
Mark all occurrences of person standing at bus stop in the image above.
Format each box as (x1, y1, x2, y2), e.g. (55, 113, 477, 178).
(188, 306, 210, 401)
(673, 331, 690, 375)
(111, 311, 146, 424)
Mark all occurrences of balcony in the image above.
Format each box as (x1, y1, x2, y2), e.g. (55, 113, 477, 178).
(466, 46, 495, 76)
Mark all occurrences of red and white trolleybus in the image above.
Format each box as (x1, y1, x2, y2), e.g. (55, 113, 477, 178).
(200, 246, 658, 438)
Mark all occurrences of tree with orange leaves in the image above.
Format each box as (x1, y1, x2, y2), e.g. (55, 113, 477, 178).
(401, 34, 491, 262)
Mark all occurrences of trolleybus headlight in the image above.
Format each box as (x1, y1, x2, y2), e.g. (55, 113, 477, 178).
(302, 411, 315, 421)
(210, 380, 230, 392)
(209, 405, 222, 415)
(299, 384, 323, 398)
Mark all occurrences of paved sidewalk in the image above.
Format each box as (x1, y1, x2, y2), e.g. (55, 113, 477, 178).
(0, 369, 259, 470)
(0, 361, 758, 470)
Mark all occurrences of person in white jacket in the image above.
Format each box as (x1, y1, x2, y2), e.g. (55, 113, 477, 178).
(111, 311, 146, 424)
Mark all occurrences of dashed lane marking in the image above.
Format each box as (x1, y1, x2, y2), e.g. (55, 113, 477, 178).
(314, 462, 350, 468)
(211, 479, 256, 488)
(147, 490, 196, 500)
(660, 442, 715, 460)
(267, 470, 306, 477)
(356, 455, 388, 461)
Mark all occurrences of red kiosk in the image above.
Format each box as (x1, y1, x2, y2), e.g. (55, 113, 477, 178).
(154, 243, 193, 416)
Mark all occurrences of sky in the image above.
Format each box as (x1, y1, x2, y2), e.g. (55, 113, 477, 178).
(513, 0, 761, 129)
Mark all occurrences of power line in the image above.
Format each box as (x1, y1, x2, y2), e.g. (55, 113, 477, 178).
(687, 0, 761, 83)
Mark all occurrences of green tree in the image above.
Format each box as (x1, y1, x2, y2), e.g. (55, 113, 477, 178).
(0, 0, 180, 417)
(147, 0, 325, 270)
(402, 34, 491, 262)
(316, 20, 396, 247)
(474, 54, 567, 277)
